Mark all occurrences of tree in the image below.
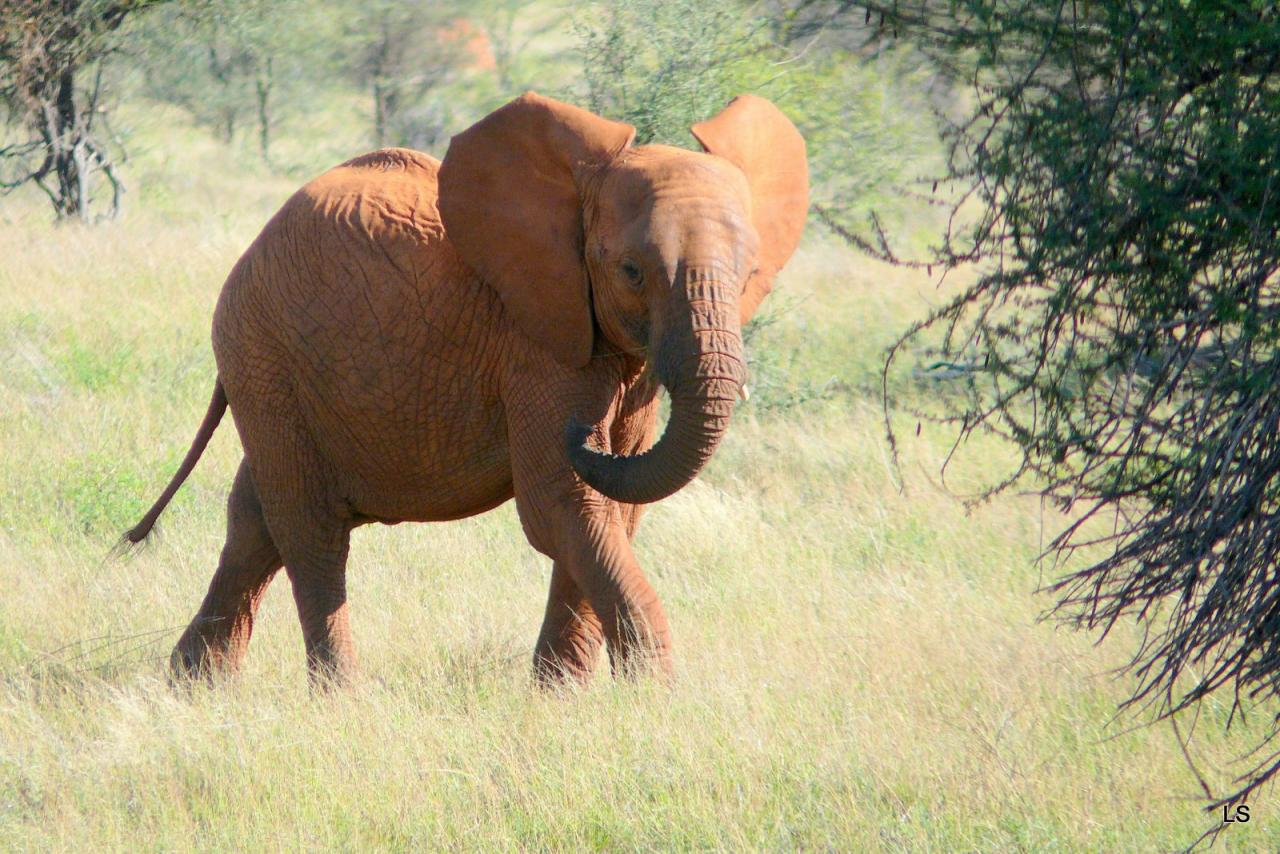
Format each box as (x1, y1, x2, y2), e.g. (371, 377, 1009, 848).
(340, 1, 471, 150)
(0, 0, 170, 221)
(574, 0, 773, 146)
(838, 0, 1280, 812)
(135, 0, 331, 167)
(470, 0, 544, 95)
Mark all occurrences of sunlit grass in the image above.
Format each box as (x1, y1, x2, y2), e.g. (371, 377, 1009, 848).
(1, 133, 1276, 851)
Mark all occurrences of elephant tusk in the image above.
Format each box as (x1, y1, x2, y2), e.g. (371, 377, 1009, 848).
(738, 384, 750, 402)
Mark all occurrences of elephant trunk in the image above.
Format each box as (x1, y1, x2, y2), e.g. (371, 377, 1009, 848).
(567, 267, 746, 504)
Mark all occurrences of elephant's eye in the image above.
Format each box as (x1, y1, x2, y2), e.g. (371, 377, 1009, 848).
(620, 259, 643, 289)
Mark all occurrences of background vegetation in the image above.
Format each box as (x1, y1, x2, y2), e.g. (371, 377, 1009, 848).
(1, 0, 1277, 849)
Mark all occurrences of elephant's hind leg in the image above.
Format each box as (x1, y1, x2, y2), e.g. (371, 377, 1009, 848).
(533, 560, 605, 687)
(172, 459, 282, 680)
(276, 522, 357, 689)
(221, 384, 359, 689)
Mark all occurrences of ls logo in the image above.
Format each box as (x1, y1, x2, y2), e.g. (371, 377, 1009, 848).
(1222, 803, 1251, 824)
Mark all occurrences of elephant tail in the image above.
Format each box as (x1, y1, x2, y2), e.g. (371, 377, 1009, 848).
(123, 379, 228, 545)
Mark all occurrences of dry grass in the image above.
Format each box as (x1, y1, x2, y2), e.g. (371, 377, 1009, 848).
(0, 124, 1276, 851)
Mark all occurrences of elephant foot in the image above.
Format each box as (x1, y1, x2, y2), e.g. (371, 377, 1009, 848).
(532, 648, 599, 690)
(168, 616, 246, 684)
(602, 606, 674, 683)
(608, 643, 674, 683)
(304, 647, 359, 693)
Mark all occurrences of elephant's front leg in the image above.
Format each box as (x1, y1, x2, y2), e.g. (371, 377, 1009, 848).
(516, 482, 672, 682)
(533, 560, 605, 685)
(506, 354, 669, 680)
(554, 509, 673, 680)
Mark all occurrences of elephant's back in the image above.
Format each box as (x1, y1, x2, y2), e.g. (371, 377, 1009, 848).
(211, 148, 515, 523)
(212, 147, 478, 372)
(213, 147, 460, 336)
(307, 147, 447, 244)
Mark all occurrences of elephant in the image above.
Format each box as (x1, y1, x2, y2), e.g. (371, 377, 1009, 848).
(126, 91, 809, 687)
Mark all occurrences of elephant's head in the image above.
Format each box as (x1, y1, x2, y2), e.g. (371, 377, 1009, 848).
(438, 92, 808, 504)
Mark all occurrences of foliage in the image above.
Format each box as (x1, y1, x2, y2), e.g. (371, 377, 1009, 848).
(336, 0, 478, 150)
(0, 0, 172, 220)
(573, 0, 775, 146)
(742, 298, 844, 412)
(766, 0, 953, 240)
(466, 0, 552, 95)
(134, 0, 328, 166)
(775, 44, 941, 236)
(854, 0, 1280, 810)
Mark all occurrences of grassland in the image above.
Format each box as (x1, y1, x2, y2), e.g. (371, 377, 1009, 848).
(0, 111, 1276, 851)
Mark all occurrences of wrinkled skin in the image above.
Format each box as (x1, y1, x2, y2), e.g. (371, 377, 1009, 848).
(131, 92, 808, 687)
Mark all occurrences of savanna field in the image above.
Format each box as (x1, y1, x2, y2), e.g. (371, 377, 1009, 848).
(0, 43, 1278, 854)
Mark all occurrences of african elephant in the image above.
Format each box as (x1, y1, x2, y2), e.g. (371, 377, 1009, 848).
(126, 92, 808, 687)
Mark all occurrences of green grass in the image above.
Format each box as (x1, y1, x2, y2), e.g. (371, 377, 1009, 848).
(1, 115, 1276, 851)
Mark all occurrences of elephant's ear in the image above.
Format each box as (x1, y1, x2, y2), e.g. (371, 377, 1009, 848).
(439, 92, 635, 368)
(691, 95, 809, 325)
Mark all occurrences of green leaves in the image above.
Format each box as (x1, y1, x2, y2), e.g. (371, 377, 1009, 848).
(573, 0, 772, 147)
